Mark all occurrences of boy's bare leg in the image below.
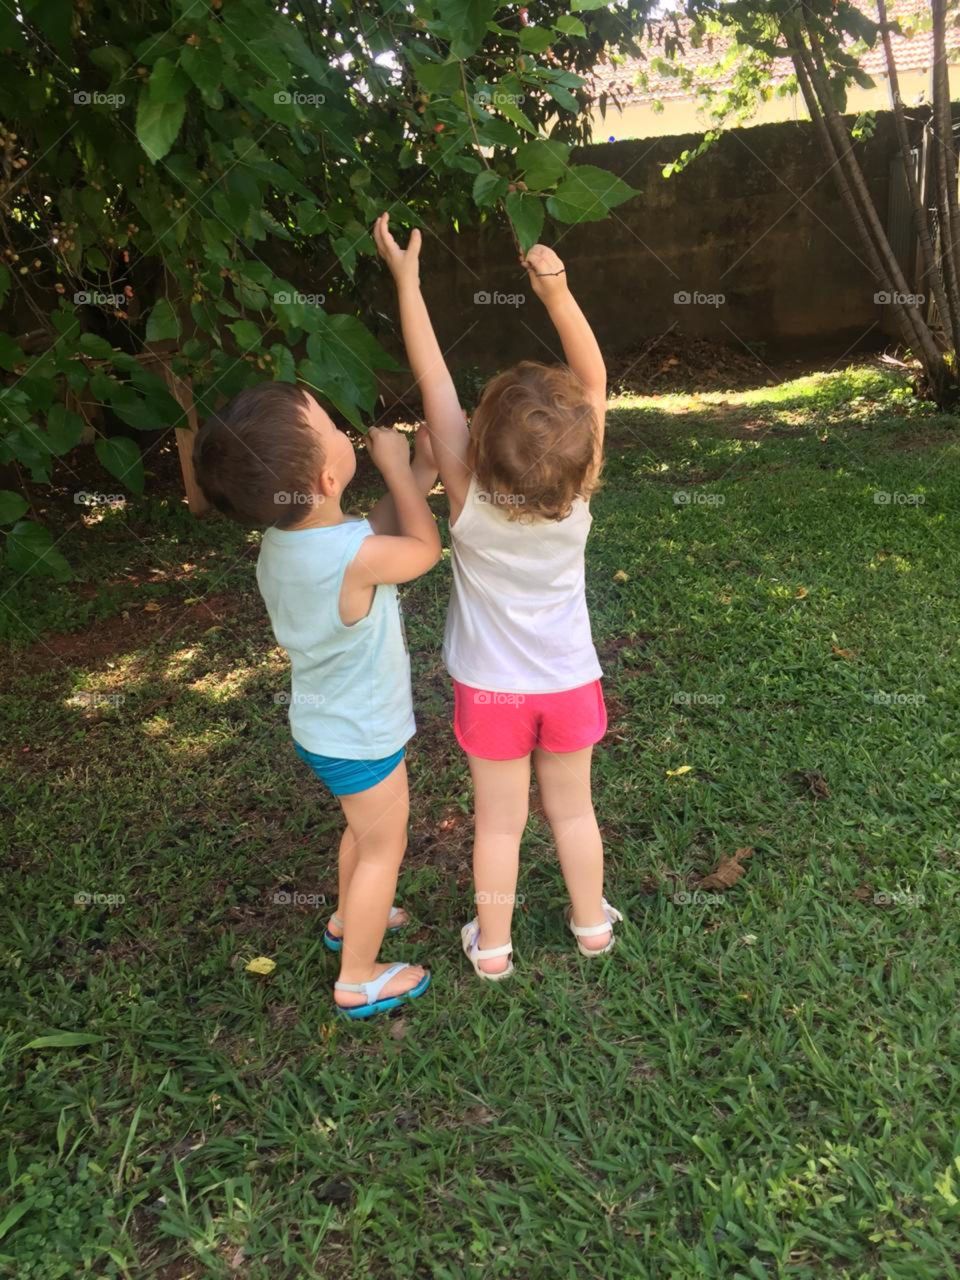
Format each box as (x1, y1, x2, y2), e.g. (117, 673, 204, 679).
(468, 755, 531, 974)
(533, 746, 609, 949)
(334, 761, 426, 1006)
(326, 826, 408, 939)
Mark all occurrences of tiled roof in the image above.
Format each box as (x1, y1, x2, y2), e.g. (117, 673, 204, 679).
(590, 1, 938, 107)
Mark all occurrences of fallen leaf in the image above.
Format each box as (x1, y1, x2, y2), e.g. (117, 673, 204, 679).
(740, 934, 758, 946)
(184, 596, 201, 605)
(796, 769, 831, 799)
(389, 1018, 408, 1041)
(143, 601, 162, 613)
(831, 645, 856, 660)
(853, 882, 873, 903)
(795, 586, 808, 599)
(666, 765, 693, 778)
(613, 569, 630, 584)
(245, 956, 276, 976)
(699, 846, 753, 891)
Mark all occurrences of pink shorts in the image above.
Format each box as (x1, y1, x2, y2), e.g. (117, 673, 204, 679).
(452, 679, 607, 760)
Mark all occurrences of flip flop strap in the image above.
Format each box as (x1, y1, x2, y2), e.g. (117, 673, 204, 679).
(335, 961, 408, 1002)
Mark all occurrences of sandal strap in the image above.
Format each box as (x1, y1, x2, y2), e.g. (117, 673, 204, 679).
(473, 941, 513, 959)
(335, 961, 409, 1002)
(570, 900, 624, 937)
(330, 906, 403, 930)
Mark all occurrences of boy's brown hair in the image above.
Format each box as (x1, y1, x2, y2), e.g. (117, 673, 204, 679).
(468, 361, 600, 521)
(193, 383, 323, 528)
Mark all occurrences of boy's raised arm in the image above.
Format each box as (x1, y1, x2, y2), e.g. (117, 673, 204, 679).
(524, 244, 607, 459)
(373, 212, 473, 517)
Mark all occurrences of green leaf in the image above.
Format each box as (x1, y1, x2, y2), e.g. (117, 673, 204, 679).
(436, 0, 498, 59)
(145, 297, 181, 342)
(473, 169, 509, 208)
(476, 118, 525, 149)
(95, 436, 144, 494)
(180, 41, 223, 106)
(570, 0, 609, 9)
(0, 333, 23, 371)
(0, 1200, 32, 1242)
(516, 139, 571, 191)
(79, 332, 115, 360)
(546, 164, 637, 223)
(547, 84, 580, 113)
(5, 521, 71, 581)
(45, 405, 85, 454)
(0, 491, 28, 525)
(519, 27, 553, 53)
(24, 1032, 104, 1049)
(229, 320, 262, 352)
(494, 93, 538, 136)
(270, 344, 297, 383)
(505, 191, 545, 253)
(554, 15, 587, 36)
(136, 58, 189, 163)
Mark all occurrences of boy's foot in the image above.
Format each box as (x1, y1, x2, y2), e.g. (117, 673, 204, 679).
(334, 961, 428, 1011)
(325, 904, 408, 941)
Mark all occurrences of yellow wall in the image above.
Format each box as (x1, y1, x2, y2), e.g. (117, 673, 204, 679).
(590, 69, 935, 141)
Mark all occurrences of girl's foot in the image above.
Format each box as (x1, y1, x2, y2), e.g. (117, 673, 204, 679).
(324, 904, 408, 951)
(334, 961, 429, 1017)
(461, 918, 514, 980)
(567, 900, 624, 957)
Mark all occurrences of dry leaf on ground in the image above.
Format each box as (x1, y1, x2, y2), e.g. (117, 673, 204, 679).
(699, 846, 754, 891)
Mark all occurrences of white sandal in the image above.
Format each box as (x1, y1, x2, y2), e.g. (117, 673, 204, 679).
(567, 900, 624, 956)
(461, 918, 514, 981)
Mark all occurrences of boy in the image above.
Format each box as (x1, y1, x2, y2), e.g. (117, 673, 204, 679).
(194, 382, 439, 1017)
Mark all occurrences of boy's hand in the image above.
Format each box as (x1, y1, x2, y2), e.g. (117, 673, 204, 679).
(367, 426, 411, 477)
(522, 243, 570, 304)
(373, 212, 421, 290)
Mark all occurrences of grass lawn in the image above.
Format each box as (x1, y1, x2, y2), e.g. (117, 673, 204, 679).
(2, 363, 959, 1279)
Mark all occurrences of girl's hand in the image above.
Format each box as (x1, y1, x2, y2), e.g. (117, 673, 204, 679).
(522, 243, 570, 304)
(373, 212, 421, 290)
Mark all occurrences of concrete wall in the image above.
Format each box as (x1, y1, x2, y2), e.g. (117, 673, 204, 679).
(368, 112, 897, 379)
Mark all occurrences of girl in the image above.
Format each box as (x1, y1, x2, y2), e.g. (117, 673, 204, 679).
(373, 211, 622, 978)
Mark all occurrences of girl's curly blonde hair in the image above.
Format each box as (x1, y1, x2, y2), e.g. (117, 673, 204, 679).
(468, 360, 601, 521)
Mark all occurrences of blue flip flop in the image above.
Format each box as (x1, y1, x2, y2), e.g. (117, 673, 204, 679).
(334, 963, 431, 1020)
(323, 906, 407, 953)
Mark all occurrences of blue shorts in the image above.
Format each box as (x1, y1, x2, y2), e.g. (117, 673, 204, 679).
(293, 741, 405, 796)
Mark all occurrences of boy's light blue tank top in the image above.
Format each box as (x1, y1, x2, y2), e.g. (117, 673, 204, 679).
(256, 519, 415, 760)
